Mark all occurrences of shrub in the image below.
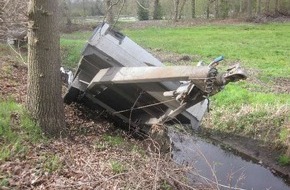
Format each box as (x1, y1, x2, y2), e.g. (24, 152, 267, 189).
(137, 0, 149, 21)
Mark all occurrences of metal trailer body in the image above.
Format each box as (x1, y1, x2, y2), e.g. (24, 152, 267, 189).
(64, 23, 246, 131)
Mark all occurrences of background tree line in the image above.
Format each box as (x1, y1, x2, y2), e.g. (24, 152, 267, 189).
(1, 0, 290, 42)
(60, 0, 290, 23)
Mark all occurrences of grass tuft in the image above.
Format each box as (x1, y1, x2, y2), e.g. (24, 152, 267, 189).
(204, 104, 289, 146)
(0, 99, 42, 161)
(103, 134, 125, 147)
(43, 154, 63, 173)
(278, 155, 290, 166)
(110, 160, 126, 174)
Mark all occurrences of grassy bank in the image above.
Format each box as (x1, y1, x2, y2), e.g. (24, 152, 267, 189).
(122, 23, 290, 150)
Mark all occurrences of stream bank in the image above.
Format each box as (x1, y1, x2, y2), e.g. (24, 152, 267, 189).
(205, 131, 290, 180)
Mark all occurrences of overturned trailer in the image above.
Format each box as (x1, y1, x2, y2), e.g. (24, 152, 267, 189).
(64, 23, 246, 133)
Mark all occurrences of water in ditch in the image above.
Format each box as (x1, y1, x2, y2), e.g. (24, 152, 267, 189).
(169, 130, 290, 190)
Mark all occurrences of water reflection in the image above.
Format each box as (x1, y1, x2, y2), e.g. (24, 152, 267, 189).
(170, 130, 290, 190)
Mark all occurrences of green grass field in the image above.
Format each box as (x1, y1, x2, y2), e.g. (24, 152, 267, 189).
(60, 32, 91, 68)
(61, 22, 290, 149)
(124, 23, 290, 77)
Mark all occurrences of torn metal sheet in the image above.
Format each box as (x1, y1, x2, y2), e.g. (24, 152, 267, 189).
(64, 23, 247, 131)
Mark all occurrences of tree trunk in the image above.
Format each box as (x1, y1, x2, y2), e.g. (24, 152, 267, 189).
(215, 0, 219, 18)
(67, 0, 72, 25)
(266, 0, 270, 14)
(153, 0, 159, 19)
(174, 0, 180, 22)
(153, 0, 162, 20)
(206, 0, 210, 19)
(64, 0, 72, 26)
(105, 0, 114, 24)
(191, 0, 196, 18)
(239, 0, 243, 13)
(220, 0, 229, 19)
(248, 0, 252, 18)
(27, 0, 66, 137)
(257, 0, 261, 15)
(275, 0, 279, 15)
(95, 0, 104, 15)
(178, 0, 187, 19)
(82, 0, 86, 17)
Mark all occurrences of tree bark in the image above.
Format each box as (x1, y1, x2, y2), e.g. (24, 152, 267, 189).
(174, 0, 180, 22)
(27, 0, 66, 137)
(191, 0, 196, 18)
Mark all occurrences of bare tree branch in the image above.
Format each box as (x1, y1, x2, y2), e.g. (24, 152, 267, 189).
(112, 0, 126, 28)
(136, 0, 149, 10)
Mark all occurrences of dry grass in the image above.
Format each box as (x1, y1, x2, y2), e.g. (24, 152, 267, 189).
(203, 104, 290, 147)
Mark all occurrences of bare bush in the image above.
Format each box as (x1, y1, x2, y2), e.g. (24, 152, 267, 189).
(0, 0, 28, 43)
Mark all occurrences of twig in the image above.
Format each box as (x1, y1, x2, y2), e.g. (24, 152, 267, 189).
(182, 143, 247, 190)
(190, 171, 247, 190)
(103, 0, 122, 24)
(114, 99, 175, 114)
(151, 137, 161, 190)
(80, 157, 96, 180)
(99, 172, 129, 186)
(128, 91, 143, 130)
(136, 0, 149, 10)
(7, 42, 27, 65)
(112, 0, 125, 29)
(167, 174, 198, 190)
(193, 143, 220, 190)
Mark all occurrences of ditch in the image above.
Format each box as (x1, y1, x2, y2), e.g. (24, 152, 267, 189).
(170, 129, 290, 190)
